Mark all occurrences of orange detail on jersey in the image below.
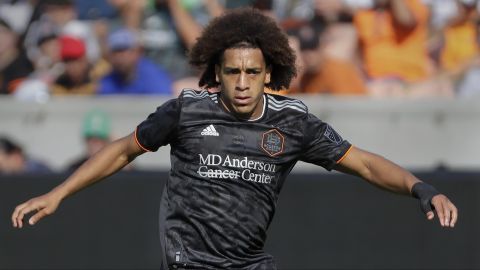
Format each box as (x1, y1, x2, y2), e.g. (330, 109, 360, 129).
(336, 145, 354, 164)
(134, 127, 153, 152)
(261, 129, 285, 157)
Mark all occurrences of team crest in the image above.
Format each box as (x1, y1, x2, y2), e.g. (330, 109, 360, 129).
(324, 125, 343, 145)
(261, 129, 284, 157)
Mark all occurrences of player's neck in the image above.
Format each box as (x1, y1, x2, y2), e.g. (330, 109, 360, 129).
(219, 94, 265, 121)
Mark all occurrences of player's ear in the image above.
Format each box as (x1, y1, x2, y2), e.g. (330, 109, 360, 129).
(264, 66, 271, 84)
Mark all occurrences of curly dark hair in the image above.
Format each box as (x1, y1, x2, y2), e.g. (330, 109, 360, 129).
(189, 8, 297, 91)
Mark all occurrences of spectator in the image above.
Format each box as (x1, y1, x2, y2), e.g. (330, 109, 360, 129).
(23, 0, 102, 65)
(62, 19, 103, 63)
(24, 0, 71, 69)
(354, 0, 431, 82)
(98, 28, 173, 95)
(439, 0, 480, 73)
(13, 21, 61, 102)
(287, 0, 367, 95)
(0, 17, 34, 95)
(449, 0, 480, 97)
(423, 0, 460, 70)
(0, 136, 51, 174)
(354, 0, 433, 96)
(67, 109, 111, 171)
(138, 0, 224, 93)
(51, 35, 109, 95)
(292, 26, 367, 96)
(26, 19, 63, 73)
(139, 0, 203, 84)
(422, 0, 480, 98)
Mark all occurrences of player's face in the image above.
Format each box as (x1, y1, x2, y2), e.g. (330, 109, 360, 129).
(216, 48, 271, 120)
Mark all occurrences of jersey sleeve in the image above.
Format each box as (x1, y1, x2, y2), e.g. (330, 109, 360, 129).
(299, 113, 352, 171)
(135, 98, 180, 152)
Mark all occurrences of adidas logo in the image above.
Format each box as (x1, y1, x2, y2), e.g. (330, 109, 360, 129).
(201, 124, 220, 136)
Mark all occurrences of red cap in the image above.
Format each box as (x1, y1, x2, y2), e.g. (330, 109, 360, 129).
(60, 35, 86, 60)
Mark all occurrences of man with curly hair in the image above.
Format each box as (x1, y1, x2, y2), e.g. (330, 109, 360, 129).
(12, 8, 457, 270)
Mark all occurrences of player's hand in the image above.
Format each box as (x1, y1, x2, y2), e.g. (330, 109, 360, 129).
(427, 194, 458, 228)
(11, 192, 62, 228)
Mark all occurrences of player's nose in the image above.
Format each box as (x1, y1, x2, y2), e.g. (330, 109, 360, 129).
(236, 72, 249, 91)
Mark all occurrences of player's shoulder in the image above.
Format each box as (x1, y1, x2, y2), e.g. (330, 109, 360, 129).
(178, 88, 218, 106)
(266, 93, 308, 114)
(180, 88, 218, 102)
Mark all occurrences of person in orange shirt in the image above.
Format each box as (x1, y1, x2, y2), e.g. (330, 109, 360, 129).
(294, 23, 367, 95)
(286, 0, 368, 96)
(354, 0, 431, 83)
(440, 0, 479, 73)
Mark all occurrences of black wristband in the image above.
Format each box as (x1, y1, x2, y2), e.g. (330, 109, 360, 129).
(411, 182, 440, 214)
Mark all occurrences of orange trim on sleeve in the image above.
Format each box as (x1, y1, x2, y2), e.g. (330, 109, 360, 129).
(134, 127, 153, 152)
(336, 145, 353, 164)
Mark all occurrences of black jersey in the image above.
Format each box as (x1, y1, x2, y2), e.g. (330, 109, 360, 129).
(135, 89, 352, 269)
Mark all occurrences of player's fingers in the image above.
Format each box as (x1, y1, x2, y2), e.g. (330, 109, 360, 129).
(15, 203, 42, 229)
(443, 202, 451, 227)
(448, 202, 458, 228)
(434, 202, 446, 227)
(12, 203, 28, 228)
(29, 209, 50, 225)
(426, 211, 435, 220)
(13, 204, 34, 229)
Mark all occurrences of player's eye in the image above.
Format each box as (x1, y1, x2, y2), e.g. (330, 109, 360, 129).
(224, 68, 240, 74)
(246, 69, 261, 75)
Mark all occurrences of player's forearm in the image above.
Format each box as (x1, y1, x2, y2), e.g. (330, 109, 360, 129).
(51, 137, 136, 200)
(362, 153, 420, 195)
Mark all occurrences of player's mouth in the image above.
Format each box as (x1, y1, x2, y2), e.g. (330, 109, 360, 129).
(234, 96, 252, 106)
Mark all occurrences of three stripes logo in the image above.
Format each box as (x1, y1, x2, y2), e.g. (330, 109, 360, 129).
(201, 124, 220, 136)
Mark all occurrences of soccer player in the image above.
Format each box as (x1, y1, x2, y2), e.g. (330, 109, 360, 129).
(12, 8, 457, 270)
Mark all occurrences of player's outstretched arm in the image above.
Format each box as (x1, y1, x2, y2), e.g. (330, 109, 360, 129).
(334, 146, 458, 228)
(11, 132, 145, 228)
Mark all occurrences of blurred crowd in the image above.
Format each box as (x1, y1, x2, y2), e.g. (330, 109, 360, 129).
(1, 108, 123, 174)
(0, 0, 479, 101)
(2, 0, 480, 174)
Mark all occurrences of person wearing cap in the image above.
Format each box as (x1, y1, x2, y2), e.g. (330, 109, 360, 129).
(98, 28, 173, 95)
(21, 0, 99, 82)
(0, 17, 34, 95)
(51, 35, 108, 95)
(67, 110, 112, 171)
